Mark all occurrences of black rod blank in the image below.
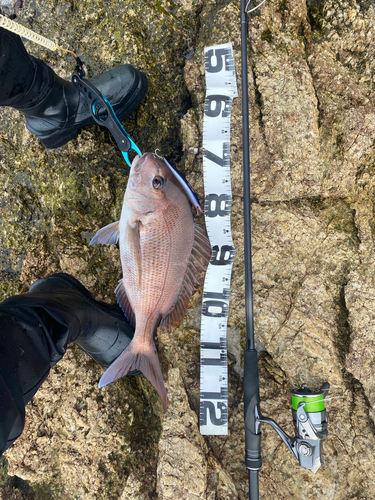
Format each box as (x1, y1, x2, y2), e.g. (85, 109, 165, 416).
(241, 0, 255, 352)
(241, 1, 262, 498)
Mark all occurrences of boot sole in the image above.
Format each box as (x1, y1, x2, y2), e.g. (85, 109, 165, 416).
(40, 71, 149, 149)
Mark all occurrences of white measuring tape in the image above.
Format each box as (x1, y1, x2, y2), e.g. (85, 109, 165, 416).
(200, 42, 238, 435)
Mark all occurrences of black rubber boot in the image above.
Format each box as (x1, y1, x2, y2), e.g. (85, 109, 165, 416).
(17, 58, 148, 149)
(0, 273, 137, 455)
(25, 273, 136, 367)
(0, 28, 148, 148)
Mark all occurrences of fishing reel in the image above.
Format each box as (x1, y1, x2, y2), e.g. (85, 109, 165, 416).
(258, 382, 330, 473)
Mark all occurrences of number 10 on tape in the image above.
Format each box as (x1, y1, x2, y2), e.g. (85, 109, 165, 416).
(200, 43, 238, 435)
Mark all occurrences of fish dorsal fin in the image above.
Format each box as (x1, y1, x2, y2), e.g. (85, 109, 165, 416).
(90, 221, 120, 245)
(159, 224, 211, 331)
(115, 279, 136, 327)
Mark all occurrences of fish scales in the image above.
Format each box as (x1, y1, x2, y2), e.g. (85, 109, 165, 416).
(90, 152, 211, 410)
(122, 210, 193, 319)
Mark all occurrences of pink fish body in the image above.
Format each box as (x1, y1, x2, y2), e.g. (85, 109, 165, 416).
(90, 153, 211, 409)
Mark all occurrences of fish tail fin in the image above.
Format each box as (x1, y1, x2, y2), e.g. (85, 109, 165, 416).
(98, 340, 168, 411)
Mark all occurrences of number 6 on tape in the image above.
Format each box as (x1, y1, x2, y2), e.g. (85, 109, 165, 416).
(200, 43, 238, 436)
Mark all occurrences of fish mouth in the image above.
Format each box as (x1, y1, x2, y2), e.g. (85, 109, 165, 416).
(128, 155, 142, 190)
(131, 154, 141, 170)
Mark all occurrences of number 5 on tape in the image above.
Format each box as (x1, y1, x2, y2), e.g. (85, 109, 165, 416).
(200, 42, 238, 436)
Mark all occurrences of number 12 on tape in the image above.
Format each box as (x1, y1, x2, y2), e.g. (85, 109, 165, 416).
(200, 43, 238, 436)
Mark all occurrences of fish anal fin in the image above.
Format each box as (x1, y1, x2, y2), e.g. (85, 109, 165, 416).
(160, 224, 211, 332)
(115, 280, 136, 327)
(90, 221, 120, 245)
(99, 339, 168, 411)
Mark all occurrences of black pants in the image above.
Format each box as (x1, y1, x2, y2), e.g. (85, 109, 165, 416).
(0, 29, 63, 455)
(0, 26, 51, 107)
(0, 29, 37, 454)
(0, 296, 81, 455)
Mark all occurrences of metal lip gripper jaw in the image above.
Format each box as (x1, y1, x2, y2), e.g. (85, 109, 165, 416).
(258, 382, 330, 474)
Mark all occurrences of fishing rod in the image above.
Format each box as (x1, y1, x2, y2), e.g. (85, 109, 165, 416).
(240, 1, 330, 498)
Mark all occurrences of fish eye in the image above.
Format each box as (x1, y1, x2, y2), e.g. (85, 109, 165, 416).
(152, 175, 165, 190)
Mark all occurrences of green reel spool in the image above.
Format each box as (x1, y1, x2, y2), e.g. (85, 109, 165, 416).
(291, 384, 327, 413)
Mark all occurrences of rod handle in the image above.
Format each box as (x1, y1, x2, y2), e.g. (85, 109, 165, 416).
(244, 349, 262, 470)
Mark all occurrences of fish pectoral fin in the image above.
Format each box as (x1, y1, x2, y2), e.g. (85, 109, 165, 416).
(126, 220, 142, 283)
(160, 224, 211, 332)
(115, 279, 136, 327)
(99, 339, 168, 411)
(128, 215, 141, 229)
(90, 221, 120, 245)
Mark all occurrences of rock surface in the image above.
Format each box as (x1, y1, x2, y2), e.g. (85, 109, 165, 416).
(1, 0, 375, 498)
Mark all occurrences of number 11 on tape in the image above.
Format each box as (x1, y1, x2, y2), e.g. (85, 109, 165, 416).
(200, 42, 238, 435)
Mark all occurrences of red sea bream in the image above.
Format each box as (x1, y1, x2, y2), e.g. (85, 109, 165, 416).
(90, 152, 211, 409)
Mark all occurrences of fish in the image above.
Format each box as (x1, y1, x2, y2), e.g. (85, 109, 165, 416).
(90, 152, 211, 410)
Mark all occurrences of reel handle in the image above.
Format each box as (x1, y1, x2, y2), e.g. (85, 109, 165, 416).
(259, 382, 330, 474)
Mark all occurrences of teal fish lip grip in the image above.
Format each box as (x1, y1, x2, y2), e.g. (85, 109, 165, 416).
(72, 72, 141, 167)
